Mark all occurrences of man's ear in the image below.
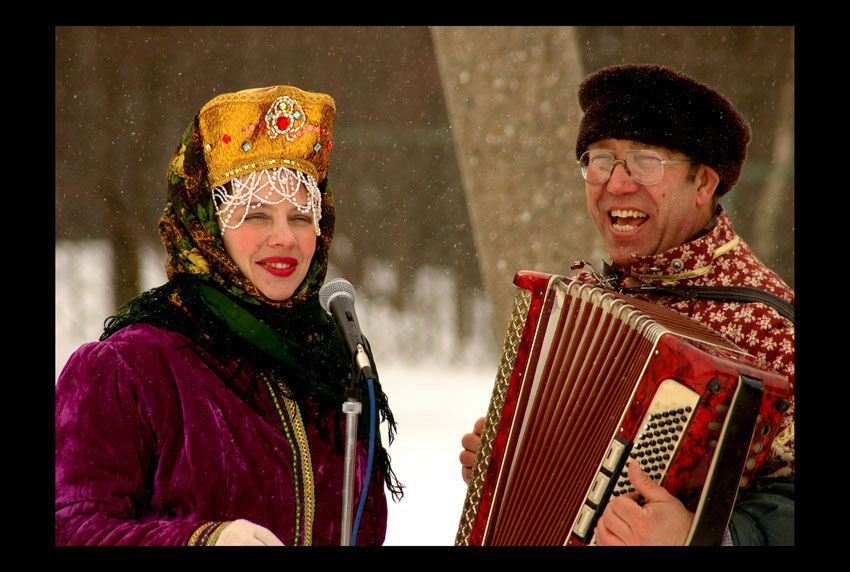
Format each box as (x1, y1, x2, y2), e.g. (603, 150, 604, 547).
(694, 164, 720, 208)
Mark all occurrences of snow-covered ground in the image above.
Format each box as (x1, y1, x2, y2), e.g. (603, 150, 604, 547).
(55, 240, 500, 546)
(377, 362, 494, 545)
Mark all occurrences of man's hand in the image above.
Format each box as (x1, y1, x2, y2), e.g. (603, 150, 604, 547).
(460, 417, 485, 484)
(214, 519, 285, 546)
(593, 461, 694, 546)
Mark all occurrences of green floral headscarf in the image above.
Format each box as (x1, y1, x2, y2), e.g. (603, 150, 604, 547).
(160, 119, 334, 308)
(102, 88, 401, 499)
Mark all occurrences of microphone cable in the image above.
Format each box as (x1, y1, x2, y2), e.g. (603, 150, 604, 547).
(350, 374, 376, 545)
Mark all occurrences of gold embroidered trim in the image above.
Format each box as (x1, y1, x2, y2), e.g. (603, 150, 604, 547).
(264, 375, 315, 546)
(713, 235, 740, 258)
(280, 382, 316, 546)
(188, 520, 231, 546)
(772, 422, 794, 449)
(207, 155, 319, 190)
(631, 236, 740, 285)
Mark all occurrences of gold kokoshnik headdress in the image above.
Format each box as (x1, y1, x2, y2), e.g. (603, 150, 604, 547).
(163, 85, 337, 306)
(199, 85, 335, 188)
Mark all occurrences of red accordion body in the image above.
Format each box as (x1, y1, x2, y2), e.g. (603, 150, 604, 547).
(455, 271, 791, 546)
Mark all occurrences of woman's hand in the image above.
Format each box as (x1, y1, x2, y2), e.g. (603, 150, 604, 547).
(460, 417, 486, 484)
(215, 519, 285, 546)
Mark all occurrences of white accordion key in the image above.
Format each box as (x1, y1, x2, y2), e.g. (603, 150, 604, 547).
(571, 435, 631, 540)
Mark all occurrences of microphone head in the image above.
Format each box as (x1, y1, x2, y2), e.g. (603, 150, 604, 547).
(319, 277, 356, 313)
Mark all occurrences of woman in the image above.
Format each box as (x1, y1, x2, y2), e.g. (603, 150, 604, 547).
(55, 85, 401, 546)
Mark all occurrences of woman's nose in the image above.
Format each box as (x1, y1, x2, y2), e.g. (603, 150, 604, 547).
(268, 220, 297, 247)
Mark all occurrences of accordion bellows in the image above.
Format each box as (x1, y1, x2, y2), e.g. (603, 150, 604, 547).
(456, 271, 791, 546)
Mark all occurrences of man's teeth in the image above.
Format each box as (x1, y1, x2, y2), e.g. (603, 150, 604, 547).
(611, 209, 647, 219)
(610, 209, 647, 232)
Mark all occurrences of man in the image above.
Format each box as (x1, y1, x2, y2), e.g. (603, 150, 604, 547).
(459, 65, 794, 546)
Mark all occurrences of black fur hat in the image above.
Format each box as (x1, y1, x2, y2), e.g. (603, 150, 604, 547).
(575, 65, 751, 196)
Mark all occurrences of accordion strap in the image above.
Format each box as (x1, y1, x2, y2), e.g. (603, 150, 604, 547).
(591, 262, 795, 324)
(620, 284, 795, 324)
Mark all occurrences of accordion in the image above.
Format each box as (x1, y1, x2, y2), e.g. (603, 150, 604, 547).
(456, 271, 791, 546)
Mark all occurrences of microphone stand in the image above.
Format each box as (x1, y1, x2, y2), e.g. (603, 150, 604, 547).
(340, 344, 373, 546)
(340, 383, 361, 546)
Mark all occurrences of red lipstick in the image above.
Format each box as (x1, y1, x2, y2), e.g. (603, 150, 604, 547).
(258, 256, 298, 277)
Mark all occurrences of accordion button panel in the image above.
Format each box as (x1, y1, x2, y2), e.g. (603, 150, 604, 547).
(571, 378, 700, 544)
(616, 379, 699, 494)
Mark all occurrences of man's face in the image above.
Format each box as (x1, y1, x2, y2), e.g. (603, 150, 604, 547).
(583, 139, 717, 266)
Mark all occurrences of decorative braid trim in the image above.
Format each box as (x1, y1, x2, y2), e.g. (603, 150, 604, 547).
(263, 373, 315, 546)
(188, 521, 232, 546)
(631, 236, 741, 285)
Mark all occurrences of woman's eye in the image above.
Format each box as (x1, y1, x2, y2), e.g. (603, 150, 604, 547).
(291, 215, 313, 225)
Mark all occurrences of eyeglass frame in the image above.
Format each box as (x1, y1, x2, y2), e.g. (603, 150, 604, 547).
(577, 149, 694, 186)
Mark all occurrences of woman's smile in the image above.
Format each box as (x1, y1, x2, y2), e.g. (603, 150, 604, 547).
(258, 256, 299, 277)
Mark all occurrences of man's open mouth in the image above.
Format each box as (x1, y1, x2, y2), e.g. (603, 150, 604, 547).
(610, 209, 648, 232)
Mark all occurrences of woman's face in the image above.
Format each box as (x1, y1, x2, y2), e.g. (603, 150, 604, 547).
(221, 184, 318, 302)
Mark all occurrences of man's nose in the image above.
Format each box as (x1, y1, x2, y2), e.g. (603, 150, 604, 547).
(606, 161, 639, 194)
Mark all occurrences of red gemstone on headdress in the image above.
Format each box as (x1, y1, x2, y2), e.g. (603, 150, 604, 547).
(277, 117, 289, 131)
(328, 141, 333, 150)
(222, 134, 231, 144)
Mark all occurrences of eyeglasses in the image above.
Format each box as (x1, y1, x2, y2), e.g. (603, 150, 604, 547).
(578, 149, 693, 186)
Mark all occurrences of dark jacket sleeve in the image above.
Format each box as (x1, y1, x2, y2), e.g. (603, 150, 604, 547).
(728, 476, 794, 546)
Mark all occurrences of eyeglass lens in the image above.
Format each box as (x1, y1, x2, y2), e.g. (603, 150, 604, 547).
(580, 150, 665, 185)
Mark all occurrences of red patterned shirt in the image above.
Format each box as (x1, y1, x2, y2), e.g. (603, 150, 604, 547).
(574, 207, 794, 476)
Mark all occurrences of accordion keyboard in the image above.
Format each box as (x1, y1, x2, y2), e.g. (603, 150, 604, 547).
(572, 378, 700, 542)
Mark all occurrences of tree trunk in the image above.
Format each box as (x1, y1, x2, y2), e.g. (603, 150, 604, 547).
(431, 26, 603, 339)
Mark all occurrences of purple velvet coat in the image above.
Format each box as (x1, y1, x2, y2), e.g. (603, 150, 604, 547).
(55, 323, 387, 546)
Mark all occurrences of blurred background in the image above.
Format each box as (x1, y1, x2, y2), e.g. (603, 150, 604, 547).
(54, 26, 794, 545)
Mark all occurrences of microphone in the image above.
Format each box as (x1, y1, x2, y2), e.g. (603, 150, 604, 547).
(319, 278, 373, 379)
